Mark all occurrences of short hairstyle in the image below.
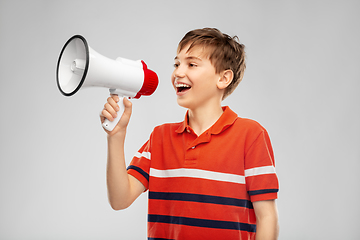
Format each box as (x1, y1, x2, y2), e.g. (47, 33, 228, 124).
(178, 28, 246, 99)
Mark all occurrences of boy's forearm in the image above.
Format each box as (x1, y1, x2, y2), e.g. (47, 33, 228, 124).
(106, 130, 133, 210)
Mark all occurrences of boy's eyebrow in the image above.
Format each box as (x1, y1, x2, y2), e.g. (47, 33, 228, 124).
(174, 56, 202, 61)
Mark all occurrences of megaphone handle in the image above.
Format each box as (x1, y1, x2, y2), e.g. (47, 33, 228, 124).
(102, 96, 125, 132)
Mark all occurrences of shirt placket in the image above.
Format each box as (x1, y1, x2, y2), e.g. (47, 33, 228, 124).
(184, 127, 211, 167)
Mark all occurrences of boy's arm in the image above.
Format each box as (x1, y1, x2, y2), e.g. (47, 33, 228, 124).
(253, 200, 279, 240)
(101, 96, 146, 210)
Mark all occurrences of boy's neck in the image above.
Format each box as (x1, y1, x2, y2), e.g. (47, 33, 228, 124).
(187, 103, 224, 136)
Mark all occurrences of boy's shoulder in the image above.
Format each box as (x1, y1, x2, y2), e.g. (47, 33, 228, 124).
(223, 106, 267, 133)
(152, 121, 183, 133)
(235, 117, 266, 130)
(232, 116, 270, 139)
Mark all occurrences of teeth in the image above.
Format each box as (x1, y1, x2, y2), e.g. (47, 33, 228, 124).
(175, 83, 191, 88)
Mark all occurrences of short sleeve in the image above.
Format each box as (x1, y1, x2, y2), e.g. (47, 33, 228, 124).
(127, 135, 152, 190)
(245, 129, 279, 202)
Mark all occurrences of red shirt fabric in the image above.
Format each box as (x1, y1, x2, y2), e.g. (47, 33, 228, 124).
(127, 106, 279, 240)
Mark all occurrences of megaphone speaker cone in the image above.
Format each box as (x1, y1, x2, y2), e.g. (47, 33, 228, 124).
(56, 35, 89, 96)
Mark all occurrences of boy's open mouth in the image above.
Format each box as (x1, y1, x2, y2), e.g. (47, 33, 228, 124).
(175, 83, 191, 93)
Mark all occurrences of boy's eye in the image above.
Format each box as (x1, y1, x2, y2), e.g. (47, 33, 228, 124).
(173, 63, 179, 68)
(189, 63, 197, 67)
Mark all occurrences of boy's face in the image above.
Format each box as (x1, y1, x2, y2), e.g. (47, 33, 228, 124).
(172, 44, 223, 110)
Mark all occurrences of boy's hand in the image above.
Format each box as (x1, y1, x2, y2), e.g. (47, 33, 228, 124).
(100, 95, 132, 136)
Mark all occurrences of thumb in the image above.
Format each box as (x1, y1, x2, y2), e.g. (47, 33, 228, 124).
(122, 97, 132, 118)
(112, 97, 132, 131)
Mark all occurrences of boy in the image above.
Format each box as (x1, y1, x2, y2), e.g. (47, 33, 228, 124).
(101, 28, 279, 239)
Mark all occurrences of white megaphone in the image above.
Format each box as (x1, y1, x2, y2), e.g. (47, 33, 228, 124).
(56, 35, 158, 131)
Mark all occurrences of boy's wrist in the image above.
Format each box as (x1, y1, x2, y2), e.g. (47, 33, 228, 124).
(107, 128, 127, 140)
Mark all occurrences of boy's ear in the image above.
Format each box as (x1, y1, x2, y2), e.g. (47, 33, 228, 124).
(217, 70, 234, 90)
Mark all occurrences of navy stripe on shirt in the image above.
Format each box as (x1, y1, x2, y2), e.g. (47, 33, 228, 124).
(248, 188, 279, 196)
(148, 214, 256, 232)
(149, 191, 253, 209)
(127, 165, 149, 181)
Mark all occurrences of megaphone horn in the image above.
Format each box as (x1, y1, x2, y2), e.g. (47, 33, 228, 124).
(56, 35, 159, 131)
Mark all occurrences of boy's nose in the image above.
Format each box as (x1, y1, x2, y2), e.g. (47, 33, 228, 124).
(173, 66, 186, 78)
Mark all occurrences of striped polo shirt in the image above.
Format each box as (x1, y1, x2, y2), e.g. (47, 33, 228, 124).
(127, 106, 279, 240)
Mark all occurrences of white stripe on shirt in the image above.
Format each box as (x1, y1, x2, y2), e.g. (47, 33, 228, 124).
(150, 168, 246, 184)
(245, 166, 276, 177)
(134, 151, 151, 160)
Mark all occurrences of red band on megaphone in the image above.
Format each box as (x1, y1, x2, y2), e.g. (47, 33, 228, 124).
(134, 61, 159, 99)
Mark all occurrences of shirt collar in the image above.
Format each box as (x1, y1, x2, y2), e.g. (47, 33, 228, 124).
(175, 106, 238, 135)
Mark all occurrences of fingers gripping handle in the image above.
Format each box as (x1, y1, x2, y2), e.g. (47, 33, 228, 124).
(102, 96, 125, 132)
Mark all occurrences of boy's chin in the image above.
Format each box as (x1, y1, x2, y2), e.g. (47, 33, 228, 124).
(176, 98, 192, 109)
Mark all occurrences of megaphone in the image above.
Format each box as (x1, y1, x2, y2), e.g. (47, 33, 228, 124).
(56, 35, 158, 131)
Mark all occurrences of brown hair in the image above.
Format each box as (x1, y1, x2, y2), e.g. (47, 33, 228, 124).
(178, 28, 246, 99)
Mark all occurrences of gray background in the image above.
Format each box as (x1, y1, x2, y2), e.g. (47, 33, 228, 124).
(1, 0, 359, 239)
